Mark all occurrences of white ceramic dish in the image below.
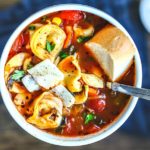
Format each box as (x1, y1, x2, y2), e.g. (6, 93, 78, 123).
(0, 4, 142, 146)
(139, 0, 150, 32)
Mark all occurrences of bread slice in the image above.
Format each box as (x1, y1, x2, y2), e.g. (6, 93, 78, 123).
(85, 25, 136, 81)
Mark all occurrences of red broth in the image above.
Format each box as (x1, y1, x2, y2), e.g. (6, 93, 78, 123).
(5, 11, 135, 136)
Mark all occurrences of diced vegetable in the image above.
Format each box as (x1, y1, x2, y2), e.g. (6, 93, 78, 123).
(52, 17, 62, 26)
(63, 26, 73, 49)
(81, 73, 104, 88)
(59, 51, 69, 59)
(86, 99, 106, 114)
(84, 124, 100, 134)
(77, 36, 91, 43)
(9, 34, 24, 58)
(59, 10, 84, 23)
(84, 113, 95, 124)
(14, 92, 32, 106)
(88, 87, 99, 96)
(9, 82, 27, 93)
(28, 25, 36, 30)
(62, 116, 84, 135)
(11, 70, 25, 81)
(45, 41, 55, 52)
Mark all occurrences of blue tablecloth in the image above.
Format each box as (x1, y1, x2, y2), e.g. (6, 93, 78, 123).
(0, 0, 150, 136)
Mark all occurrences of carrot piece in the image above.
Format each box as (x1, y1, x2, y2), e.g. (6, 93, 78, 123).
(63, 26, 73, 48)
(88, 87, 99, 96)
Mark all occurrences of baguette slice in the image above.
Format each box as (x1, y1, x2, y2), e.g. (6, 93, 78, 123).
(85, 25, 136, 81)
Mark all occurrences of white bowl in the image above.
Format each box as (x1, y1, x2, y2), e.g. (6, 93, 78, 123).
(0, 4, 142, 146)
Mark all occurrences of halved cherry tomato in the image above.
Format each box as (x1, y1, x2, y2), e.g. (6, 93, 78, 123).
(86, 99, 106, 114)
(59, 10, 84, 23)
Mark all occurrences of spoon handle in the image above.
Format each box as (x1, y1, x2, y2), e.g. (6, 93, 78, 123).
(108, 82, 150, 100)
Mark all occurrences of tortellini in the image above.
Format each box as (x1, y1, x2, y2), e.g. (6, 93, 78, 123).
(74, 85, 89, 104)
(73, 22, 94, 37)
(5, 52, 30, 82)
(58, 56, 82, 92)
(81, 73, 104, 88)
(27, 92, 63, 129)
(30, 24, 66, 62)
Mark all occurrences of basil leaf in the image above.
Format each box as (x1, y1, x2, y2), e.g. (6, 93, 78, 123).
(11, 70, 25, 81)
(84, 113, 95, 124)
(59, 51, 69, 59)
(28, 25, 36, 30)
(46, 41, 55, 52)
(77, 36, 91, 43)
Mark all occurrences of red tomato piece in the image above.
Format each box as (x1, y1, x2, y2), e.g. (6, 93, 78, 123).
(59, 10, 84, 23)
(87, 99, 106, 114)
(85, 123, 100, 134)
(9, 33, 29, 58)
(62, 116, 84, 136)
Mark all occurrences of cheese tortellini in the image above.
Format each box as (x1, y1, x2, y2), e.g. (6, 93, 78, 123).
(27, 92, 63, 129)
(58, 56, 82, 93)
(5, 52, 30, 82)
(30, 24, 66, 62)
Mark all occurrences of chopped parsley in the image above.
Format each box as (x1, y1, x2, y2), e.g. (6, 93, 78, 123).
(59, 51, 69, 59)
(28, 25, 36, 30)
(11, 70, 25, 81)
(77, 36, 91, 43)
(84, 113, 96, 124)
(45, 41, 55, 52)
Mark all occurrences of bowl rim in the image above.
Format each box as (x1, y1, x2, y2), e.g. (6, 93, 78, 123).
(0, 4, 142, 146)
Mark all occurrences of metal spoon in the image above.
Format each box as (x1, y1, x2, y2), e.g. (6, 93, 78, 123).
(107, 82, 150, 100)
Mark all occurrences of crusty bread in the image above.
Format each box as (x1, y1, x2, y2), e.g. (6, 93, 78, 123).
(85, 24, 136, 81)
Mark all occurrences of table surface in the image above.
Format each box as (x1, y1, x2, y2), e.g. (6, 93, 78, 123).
(0, 0, 150, 150)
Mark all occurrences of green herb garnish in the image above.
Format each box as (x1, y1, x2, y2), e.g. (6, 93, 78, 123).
(45, 41, 55, 52)
(28, 25, 36, 30)
(27, 63, 33, 69)
(77, 36, 91, 43)
(59, 51, 69, 59)
(11, 70, 25, 81)
(41, 16, 47, 22)
(84, 113, 95, 124)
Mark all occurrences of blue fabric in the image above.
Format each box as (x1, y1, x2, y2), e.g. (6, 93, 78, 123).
(0, 0, 150, 136)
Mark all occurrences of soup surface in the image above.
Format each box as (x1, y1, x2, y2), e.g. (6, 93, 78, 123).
(5, 11, 135, 136)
